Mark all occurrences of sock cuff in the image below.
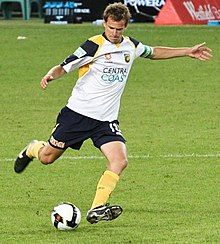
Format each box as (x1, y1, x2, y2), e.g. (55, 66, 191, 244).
(104, 170, 120, 181)
(27, 141, 45, 159)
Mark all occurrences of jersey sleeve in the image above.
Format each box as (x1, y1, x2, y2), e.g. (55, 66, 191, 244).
(139, 44, 153, 58)
(61, 40, 99, 73)
(129, 37, 153, 59)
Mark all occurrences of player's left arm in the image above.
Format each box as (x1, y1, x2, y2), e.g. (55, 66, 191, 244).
(151, 42, 212, 61)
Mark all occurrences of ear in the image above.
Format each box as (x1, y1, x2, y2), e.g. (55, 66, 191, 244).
(124, 21, 128, 29)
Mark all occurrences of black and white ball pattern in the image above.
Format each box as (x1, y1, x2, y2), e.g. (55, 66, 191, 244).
(51, 202, 81, 230)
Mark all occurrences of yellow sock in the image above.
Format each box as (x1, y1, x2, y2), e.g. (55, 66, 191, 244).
(91, 170, 120, 209)
(26, 141, 45, 160)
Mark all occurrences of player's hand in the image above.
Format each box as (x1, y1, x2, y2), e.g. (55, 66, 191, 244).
(188, 42, 213, 61)
(40, 74, 54, 89)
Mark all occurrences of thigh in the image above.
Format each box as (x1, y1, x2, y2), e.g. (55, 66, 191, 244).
(49, 107, 89, 150)
(91, 120, 126, 149)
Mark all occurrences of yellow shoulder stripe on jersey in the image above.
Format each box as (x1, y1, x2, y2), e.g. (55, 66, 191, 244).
(89, 35, 105, 47)
(78, 64, 90, 78)
(124, 36, 135, 48)
(78, 35, 104, 78)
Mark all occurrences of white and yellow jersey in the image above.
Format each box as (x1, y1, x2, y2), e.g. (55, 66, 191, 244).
(61, 34, 153, 121)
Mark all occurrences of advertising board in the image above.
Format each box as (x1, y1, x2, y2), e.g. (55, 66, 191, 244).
(155, 0, 220, 25)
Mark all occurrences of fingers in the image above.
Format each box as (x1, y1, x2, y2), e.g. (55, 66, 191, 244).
(193, 42, 213, 61)
(203, 50, 213, 58)
(195, 42, 212, 51)
(41, 75, 53, 89)
(199, 46, 212, 53)
(41, 79, 48, 89)
(198, 50, 213, 61)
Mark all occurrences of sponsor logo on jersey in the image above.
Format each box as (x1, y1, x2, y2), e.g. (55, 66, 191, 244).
(124, 53, 130, 63)
(101, 67, 127, 83)
(73, 47, 87, 58)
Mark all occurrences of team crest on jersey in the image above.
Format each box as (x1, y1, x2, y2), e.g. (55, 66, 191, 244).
(124, 53, 130, 63)
(105, 53, 112, 60)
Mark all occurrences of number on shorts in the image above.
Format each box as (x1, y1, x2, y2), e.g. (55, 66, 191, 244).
(109, 122, 122, 136)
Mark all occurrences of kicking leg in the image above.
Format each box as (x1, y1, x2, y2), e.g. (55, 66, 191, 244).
(86, 141, 127, 224)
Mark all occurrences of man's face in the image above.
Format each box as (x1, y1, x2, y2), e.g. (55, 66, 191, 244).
(103, 17, 126, 44)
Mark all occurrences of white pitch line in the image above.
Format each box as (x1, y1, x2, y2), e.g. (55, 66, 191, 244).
(0, 153, 219, 162)
(62, 153, 220, 160)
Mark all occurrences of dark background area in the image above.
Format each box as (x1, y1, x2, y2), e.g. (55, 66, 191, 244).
(0, 0, 165, 22)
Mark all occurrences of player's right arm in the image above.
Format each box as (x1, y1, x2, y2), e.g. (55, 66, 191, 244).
(41, 38, 99, 89)
(41, 65, 66, 89)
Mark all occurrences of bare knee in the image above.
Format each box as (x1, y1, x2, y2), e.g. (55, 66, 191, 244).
(38, 145, 64, 165)
(39, 155, 55, 165)
(40, 159, 55, 165)
(120, 158, 128, 171)
(108, 158, 128, 175)
(101, 141, 128, 175)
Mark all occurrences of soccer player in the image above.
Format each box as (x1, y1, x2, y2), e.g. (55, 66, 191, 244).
(14, 2, 212, 224)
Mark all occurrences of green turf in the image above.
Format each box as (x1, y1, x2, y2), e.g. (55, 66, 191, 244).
(0, 19, 219, 243)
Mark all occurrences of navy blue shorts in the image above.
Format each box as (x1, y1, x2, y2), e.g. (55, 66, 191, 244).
(48, 107, 126, 150)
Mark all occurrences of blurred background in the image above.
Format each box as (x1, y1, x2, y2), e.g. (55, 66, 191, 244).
(0, 0, 219, 25)
(0, 0, 164, 23)
(0, 0, 220, 25)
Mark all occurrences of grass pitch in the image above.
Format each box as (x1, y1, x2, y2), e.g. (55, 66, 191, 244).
(0, 19, 219, 243)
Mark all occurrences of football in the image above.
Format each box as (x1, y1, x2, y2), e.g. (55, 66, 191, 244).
(51, 202, 81, 230)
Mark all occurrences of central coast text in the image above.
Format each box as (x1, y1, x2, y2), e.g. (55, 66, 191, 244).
(101, 67, 128, 83)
